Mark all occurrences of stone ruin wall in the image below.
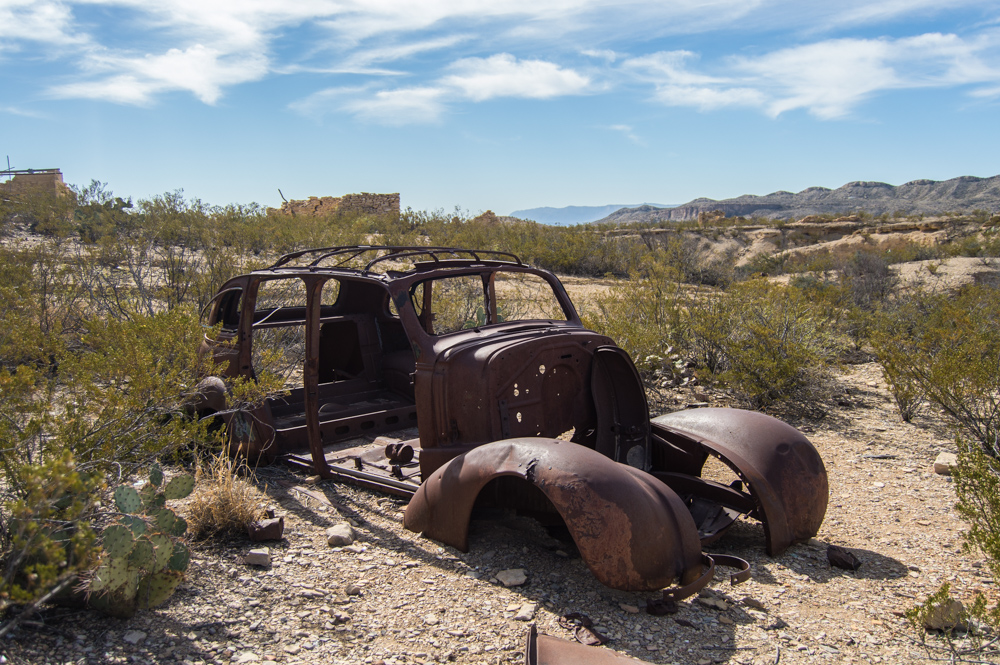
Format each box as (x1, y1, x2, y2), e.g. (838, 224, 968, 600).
(1, 169, 71, 197)
(278, 192, 400, 217)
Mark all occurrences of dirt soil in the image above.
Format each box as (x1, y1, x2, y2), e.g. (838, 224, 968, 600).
(1, 361, 990, 665)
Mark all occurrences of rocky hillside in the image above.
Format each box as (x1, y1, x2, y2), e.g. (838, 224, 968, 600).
(596, 175, 1000, 224)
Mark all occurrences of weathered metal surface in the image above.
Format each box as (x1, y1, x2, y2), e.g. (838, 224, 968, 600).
(651, 408, 828, 556)
(247, 516, 284, 542)
(525, 625, 655, 665)
(404, 438, 703, 592)
(590, 346, 650, 470)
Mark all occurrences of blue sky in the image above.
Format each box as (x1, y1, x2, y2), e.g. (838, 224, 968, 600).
(2, 1, 999, 216)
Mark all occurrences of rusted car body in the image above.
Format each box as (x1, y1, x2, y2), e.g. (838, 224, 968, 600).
(198, 246, 827, 596)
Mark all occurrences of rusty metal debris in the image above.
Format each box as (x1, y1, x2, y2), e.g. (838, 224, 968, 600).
(525, 625, 656, 665)
(197, 245, 829, 597)
(246, 516, 284, 542)
(828, 544, 862, 570)
(557, 613, 609, 646)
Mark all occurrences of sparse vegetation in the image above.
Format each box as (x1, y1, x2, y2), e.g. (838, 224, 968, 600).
(186, 456, 268, 540)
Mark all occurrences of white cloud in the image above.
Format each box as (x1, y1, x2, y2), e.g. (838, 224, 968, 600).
(50, 44, 268, 105)
(609, 123, 645, 146)
(341, 86, 448, 125)
(442, 53, 590, 101)
(625, 31, 1000, 119)
(0, 0, 87, 47)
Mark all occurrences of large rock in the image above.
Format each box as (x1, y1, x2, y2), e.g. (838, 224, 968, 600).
(496, 568, 527, 587)
(326, 523, 355, 547)
(934, 452, 958, 476)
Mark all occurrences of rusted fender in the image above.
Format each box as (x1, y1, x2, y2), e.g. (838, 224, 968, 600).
(651, 408, 828, 556)
(525, 625, 655, 665)
(404, 438, 703, 592)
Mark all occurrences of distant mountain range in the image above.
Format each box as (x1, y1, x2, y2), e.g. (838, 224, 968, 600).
(508, 203, 673, 225)
(593, 175, 1000, 225)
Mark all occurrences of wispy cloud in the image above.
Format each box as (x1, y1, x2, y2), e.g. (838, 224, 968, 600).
(609, 124, 645, 146)
(624, 31, 1000, 118)
(442, 53, 590, 101)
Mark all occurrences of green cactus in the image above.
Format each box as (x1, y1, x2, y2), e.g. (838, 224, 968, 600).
(114, 486, 143, 514)
(139, 482, 165, 510)
(151, 507, 176, 533)
(169, 515, 188, 538)
(121, 514, 147, 536)
(162, 475, 194, 500)
(89, 464, 194, 618)
(149, 534, 174, 571)
(149, 462, 163, 488)
(168, 543, 190, 572)
(136, 571, 183, 610)
(129, 536, 155, 569)
(101, 524, 135, 558)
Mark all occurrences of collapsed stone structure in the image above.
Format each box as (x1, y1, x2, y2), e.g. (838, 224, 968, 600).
(277, 192, 400, 217)
(1, 168, 71, 197)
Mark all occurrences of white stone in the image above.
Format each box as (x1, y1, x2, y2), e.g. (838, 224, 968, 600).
(123, 630, 146, 645)
(326, 523, 355, 547)
(934, 452, 958, 476)
(496, 568, 527, 587)
(513, 603, 537, 621)
(244, 548, 271, 567)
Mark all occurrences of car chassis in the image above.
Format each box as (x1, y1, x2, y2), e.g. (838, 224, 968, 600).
(197, 246, 828, 598)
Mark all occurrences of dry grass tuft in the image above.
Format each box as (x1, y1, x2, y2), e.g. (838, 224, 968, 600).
(186, 455, 268, 540)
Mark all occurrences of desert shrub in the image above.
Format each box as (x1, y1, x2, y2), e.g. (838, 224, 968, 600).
(840, 250, 898, 310)
(689, 278, 840, 407)
(186, 456, 268, 540)
(583, 254, 688, 376)
(873, 286, 1000, 452)
(0, 453, 101, 624)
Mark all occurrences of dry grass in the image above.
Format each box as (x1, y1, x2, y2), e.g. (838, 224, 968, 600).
(185, 455, 268, 540)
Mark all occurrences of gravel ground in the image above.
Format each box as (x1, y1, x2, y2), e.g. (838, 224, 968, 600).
(2, 362, 992, 665)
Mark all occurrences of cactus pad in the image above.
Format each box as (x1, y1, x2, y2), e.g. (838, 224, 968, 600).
(169, 515, 188, 537)
(101, 524, 135, 558)
(149, 462, 163, 488)
(89, 564, 110, 592)
(102, 556, 130, 591)
(136, 570, 184, 609)
(150, 534, 174, 571)
(129, 536, 155, 569)
(168, 543, 190, 571)
(139, 483, 164, 509)
(152, 508, 176, 533)
(122, 567, 140, 599)
(162, 474, 195, 500)
(114, 486, 143, 514)
(121, 515, 147, 536)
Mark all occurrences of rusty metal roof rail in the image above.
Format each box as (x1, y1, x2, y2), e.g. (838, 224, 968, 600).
(268, 245, 523, 272)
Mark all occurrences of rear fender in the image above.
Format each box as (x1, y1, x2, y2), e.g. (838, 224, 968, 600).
(404, 438, 703, 591)
(651, 408, 828, 556)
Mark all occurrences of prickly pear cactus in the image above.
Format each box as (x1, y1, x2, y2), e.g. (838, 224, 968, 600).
(89, 464, 195, 618)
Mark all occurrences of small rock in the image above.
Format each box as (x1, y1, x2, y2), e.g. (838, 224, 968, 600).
(244, 548, 271, 567)
(236, 653, 260, 663)
(123, 630, 146, 645)
(283, 645, 301, 655)
(934, 452, 958, 476)
(345, 583, 362, 596)
(719, 615, 734, 625)
(423, 614, 440, 626)
(619, 603, 639, 614)
(742, 597, 767, 611)
(326, 523, 355, 547)
(513, 603, 537, 621)
(925, 599, 967, 631)
(496, 569, 527, 587)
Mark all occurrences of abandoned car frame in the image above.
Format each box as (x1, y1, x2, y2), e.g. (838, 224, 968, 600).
(197, 246, 828, 597)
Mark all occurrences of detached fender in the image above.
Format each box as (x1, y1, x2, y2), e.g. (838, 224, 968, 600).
(404, 438, 703, 592)
(651, 408, 828, 556)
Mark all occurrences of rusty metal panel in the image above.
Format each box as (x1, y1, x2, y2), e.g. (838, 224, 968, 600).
(651, 408, 828, 556)
(405, 438, 704, 591)
(525, 626, 655, 665)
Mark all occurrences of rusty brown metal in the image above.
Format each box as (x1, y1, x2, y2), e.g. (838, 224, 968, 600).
(651, 408, 828, 556)
(525, 625, 656, 665)
(405, 437, 704, 592)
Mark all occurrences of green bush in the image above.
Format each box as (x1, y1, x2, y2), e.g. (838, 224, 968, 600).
(689, 278, 840, 407)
